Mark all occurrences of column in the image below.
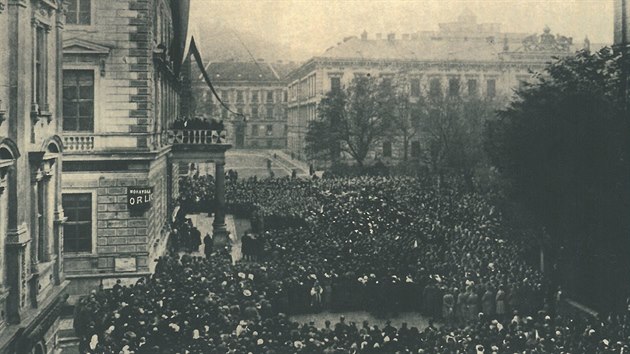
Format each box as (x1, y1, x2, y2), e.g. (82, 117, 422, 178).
(212, 161, 229, 246)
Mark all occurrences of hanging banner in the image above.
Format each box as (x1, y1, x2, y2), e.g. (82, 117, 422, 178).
(127, 187, 153, 212)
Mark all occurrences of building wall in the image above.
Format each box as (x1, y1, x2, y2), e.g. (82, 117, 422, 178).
(61, 0, 184, 295)
(202, 82, 288, 149)
(286, 58, 548, 161)
(614, 0, 630, 46)
(0, 1, 68, 353)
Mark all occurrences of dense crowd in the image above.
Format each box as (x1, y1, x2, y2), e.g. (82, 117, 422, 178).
(172, 117, 225, 131)
(75, 176, 630, 353)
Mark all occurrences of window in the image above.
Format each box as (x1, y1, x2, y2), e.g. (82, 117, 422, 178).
(251, 107, 258, 118)
(266, 107, 274, 120)
(411, 141, 421, 158)
(236, 91, 244, 102)
(448, 78, 460, 97)
(486, 79, 496, 98)
(66, 0, 91, 25)
(383, 141, 392, 158)
(37, 180, 46, 261)
(266, 140, 273, 148)
(410, 79, 421, 97)
(429, 78, 441, 98)
(221, 108, 228, 120)
(330, 77, 341, 93)
(62, 193, 92, 253)
(35, 27, 48, 110)
(283, 91, 288, 102)
(237, 107, 243, 116)
(251, 92, 258, 103)
(266, 125, 273, 136)
(381, 77, 392, 87)
(467, 79, 478, 96)
(266, 91, 274, 103)
(251, 124, 258, 136)
(221, 90, 229, 102)
(63, 70, 94, 132)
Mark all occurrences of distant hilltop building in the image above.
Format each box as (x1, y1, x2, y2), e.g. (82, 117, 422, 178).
(286, 9, 605, 161)
(193, 60, 298, 149)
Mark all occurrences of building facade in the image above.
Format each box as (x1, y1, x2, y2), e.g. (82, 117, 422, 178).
(0, 0, 68, 353)
(615, 0, 629, 48)
(60, 0, 189, 295)
(195, 61, 296, 149)
(286, 10, 599, 162)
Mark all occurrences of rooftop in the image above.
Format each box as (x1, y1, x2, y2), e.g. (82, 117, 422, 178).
(203, 61, 300, 83)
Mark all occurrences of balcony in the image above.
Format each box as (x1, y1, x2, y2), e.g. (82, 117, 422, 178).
(166, 129, 227, 145)
(167, 129, 231, 162)
(62, 130, 230, 159)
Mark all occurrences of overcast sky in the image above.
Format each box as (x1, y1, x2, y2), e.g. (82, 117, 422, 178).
(190, 0, 614, 61)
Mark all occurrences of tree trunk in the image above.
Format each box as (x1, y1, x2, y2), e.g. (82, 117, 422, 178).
(403, 135, 409, 162)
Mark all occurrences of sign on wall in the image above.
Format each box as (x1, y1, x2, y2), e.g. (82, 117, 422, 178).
(114, 257, 137, 273)
(127, 187, 153, 212)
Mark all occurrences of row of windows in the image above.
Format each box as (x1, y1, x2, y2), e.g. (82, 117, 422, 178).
(221, 106, 284, 120)
(329, 77, 498, 98)
(288, 74, 318, 101)
(250, 124, 279, 136)
(220, 90, 284, 104)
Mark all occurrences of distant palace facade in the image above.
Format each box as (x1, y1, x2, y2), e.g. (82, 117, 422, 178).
(285, 10, 600, 162)
(193, 60, 297, 150)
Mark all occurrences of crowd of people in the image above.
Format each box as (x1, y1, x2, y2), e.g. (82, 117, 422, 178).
(75, 176, 630, 353)
(172, 117, 225, 131)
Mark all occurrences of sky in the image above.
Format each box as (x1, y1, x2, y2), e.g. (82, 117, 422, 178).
(190, 0, 615, 61)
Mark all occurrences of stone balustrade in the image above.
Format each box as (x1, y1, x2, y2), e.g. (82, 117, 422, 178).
(167, 129, 228, 145)
(62, 135, 95, 151)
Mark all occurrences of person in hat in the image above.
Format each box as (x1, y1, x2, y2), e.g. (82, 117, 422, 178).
(203, 233, 213, 258)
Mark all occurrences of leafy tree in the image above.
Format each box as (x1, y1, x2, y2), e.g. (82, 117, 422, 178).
(306, 76, 394, 167)
(415, 88, 501, 189)
(485, 48, 630, 310)
(387, 74, 424, 161)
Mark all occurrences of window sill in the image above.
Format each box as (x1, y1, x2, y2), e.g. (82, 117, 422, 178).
(63, 252, 97, 259)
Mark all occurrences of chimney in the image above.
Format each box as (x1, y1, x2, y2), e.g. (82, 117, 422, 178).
(387, 33, 396, 41)
(402, 33, 410, 40)
(361, 30, 368, 40)
(376, 33, 382, 39)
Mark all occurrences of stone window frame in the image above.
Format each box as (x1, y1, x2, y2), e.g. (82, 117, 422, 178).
(61, 189, 97, 255)
(62, 65, 101, 133)
(65, 0, 95, 29)
(485, 77, 498, 98)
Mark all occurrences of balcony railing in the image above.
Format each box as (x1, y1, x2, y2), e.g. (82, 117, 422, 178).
(63, 135, 95, 151)
(167, 129, 228, 145)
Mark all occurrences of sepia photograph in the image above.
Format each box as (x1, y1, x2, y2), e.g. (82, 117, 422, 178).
(0, 0, 628, 352)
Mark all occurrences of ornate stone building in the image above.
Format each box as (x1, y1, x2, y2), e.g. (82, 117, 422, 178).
(60, 0, 190, 295)
(194, 61, 296, 149)
(286, 10, 601, 161)
(0, 0, 68, 353)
